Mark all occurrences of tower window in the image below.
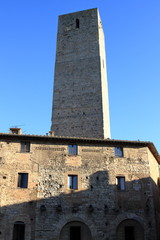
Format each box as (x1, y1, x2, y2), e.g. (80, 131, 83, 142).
(18, 173, 28, 188)
(13, 221, 25, 240)
(116, 176, 125, 190)
(21, 142, 30, 152)
(68, 144, 78, 155)
(68, 175, 78, 189)
(76, 19, 80, 28)
(114, 147, 123, 157)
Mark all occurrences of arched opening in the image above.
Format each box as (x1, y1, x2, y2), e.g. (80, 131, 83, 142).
(12, 221, 25, 240)
(116, 219, 144, 240)
(60, 221, 92, 240)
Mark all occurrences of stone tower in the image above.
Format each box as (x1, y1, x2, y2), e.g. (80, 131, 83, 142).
(51, 8, 110, 139)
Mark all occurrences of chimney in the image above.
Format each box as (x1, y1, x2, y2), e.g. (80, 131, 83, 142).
(9, 128, 22, 135)
(49, 131, 54, 136)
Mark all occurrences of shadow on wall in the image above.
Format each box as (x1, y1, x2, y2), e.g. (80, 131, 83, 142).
(0, 171, 160, 240)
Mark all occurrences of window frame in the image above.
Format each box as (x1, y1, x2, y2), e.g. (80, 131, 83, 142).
(68, 144, 78, 155)
(116, 176, 125, 191)
(17, 173, 28, 188)
(68, 175, 78, 190)
(20, 141, 30, 153)
(114, 146, 123, 157)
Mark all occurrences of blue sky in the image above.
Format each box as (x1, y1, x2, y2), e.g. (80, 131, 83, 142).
(0, 0, 160, 152)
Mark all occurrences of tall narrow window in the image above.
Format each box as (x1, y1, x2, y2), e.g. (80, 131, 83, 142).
(13, 221, 25, 240)
(21, 142, 30, 152)
(68, 175, 78, 190)
(70, 226, 81, 240)
(76, 19, 80, 28)
(68, 144, 78, 155)
(114, 147, 123, 157)
(116, 176, 125, 190)
(18, 173, 28, 188)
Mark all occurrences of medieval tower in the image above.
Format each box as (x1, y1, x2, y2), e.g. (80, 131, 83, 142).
(51, 8, 110, 139)
(0, 8, 159, 240)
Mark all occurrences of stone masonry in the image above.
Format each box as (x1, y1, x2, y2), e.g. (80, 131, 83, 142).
(0, 132, 159, 240)
(51, 9, 110, 139)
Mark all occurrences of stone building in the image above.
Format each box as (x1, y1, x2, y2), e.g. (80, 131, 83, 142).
(0, 8, 160, 240)
(0, 130, 160, 240)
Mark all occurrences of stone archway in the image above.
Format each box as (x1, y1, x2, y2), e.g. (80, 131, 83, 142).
(116, 219, 144, 240)
(59, 221, 92, 240)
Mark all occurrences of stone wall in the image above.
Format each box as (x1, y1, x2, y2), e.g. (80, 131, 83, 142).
(0, 137, 159, 239)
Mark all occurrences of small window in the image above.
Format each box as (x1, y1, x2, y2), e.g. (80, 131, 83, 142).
(13, 221, 25, 240)
(116, 176, 125, 190)
(18, 173, 28, 188)
(68, 144, 78, 155)
(21, 142, 30, 152)
(68, 175, 78, 190)
(76, 19, 80, 28)
(114, 147, 123, 157)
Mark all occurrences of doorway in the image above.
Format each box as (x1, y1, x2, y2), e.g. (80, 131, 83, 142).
(60, 221, 92, 240)
(70, 226, 81, 240)
(125, 226, 135, 240)
(117, 219, 144, 240)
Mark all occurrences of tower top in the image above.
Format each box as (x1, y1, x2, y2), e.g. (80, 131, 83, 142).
(59, 8, 99, 17)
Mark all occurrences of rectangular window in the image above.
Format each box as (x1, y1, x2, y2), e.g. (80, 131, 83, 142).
(114, 147, 123, 157)
(116, 176, 125, 190)
(68, 175, 78, 190)
(76, 19, 80, 29)
(21, 142, 30, 152)
(68, 144, 78, 155)
(125, 226, 135, 240)
(18, 173, 28, 188)
(70, 226, 81, 240)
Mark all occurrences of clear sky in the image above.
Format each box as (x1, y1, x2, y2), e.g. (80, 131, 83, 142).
(0, 0, 160, 152)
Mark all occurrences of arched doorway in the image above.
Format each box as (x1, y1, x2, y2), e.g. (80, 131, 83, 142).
(60, 221, 92, 240)
(116, 219, 144, 240)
